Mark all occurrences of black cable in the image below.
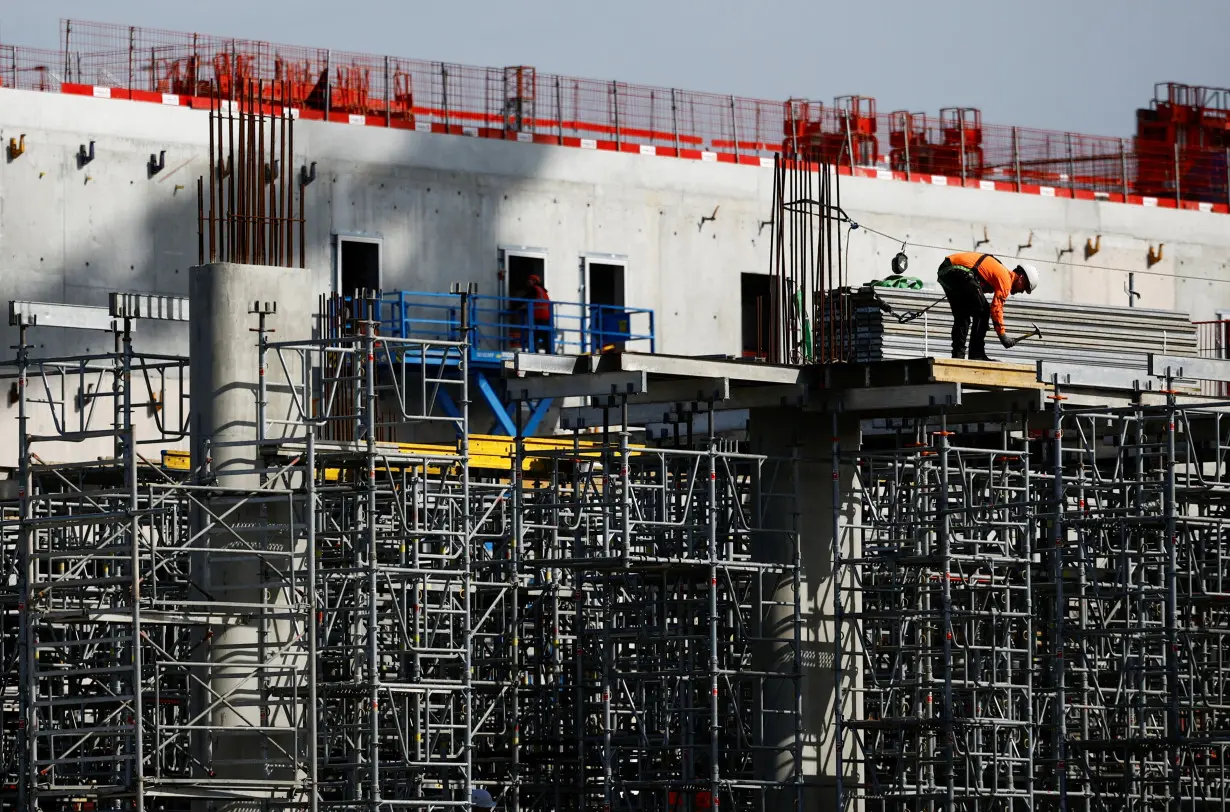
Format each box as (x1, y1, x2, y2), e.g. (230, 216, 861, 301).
(852, 220, 1222, 286)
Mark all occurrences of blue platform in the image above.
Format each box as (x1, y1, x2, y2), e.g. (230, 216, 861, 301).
(380, 291, 655, 436)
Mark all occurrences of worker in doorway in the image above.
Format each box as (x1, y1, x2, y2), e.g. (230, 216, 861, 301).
(523, 274, 553, 353)
(471, 788, 497, 809)
(937, 252, 1039, 361)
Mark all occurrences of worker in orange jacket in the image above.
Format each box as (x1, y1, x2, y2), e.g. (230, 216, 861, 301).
(937, 252, 1039, 360)
(524, 274, 553, 353)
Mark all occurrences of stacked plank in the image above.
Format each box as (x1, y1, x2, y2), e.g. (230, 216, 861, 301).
(837, 286, 1199, 368)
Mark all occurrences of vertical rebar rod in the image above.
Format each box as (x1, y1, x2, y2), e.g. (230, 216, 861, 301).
(228, 92, 236, 260)
(208, 96, 216, 261)
(289, 102, 297, 268)
(257, 81, 266, 263)
(197, 176, 205, 265)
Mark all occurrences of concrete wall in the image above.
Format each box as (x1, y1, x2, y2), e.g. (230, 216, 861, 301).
(3, 86, 1230, 358)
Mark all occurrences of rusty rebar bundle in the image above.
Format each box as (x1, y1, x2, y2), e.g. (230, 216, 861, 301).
(198, 79, 304, 267)
(768, 149, 848, 364)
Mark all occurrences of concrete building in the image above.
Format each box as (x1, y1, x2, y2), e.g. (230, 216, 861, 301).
(3, 84, 1230, 366)
(4, 24, 1230, 812)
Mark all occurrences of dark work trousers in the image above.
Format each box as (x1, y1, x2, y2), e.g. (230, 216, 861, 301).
(937, 263, 991, 359)
(531, 318, 553, 353)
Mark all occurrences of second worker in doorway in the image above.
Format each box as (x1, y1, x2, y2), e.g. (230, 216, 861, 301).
(937, 252, 1039, 361)
(525, 274, 554, 353)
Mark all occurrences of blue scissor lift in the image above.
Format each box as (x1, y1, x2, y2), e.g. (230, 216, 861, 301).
(381, 290, 655, 436)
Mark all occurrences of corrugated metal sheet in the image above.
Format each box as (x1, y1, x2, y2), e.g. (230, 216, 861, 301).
(835, 287, 1198, 369)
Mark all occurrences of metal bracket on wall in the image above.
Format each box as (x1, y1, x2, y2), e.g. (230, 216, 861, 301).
(7, 134, 25, 161)
(77, 140, 95, 168)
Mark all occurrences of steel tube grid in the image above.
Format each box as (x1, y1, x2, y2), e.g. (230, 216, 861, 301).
(1, 291, 804, 812)
(839, 395, 1230, 810)
(506, 405, 804, 812)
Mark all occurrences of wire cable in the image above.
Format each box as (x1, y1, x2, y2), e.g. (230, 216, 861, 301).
(849, 219, 1225, 286)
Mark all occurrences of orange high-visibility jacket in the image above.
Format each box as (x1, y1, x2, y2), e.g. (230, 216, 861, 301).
(947, 252, 1014, 335)
(530, 283, 551, 321)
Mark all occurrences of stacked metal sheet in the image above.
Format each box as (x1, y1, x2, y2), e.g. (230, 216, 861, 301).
(836, 285, 1199, 368)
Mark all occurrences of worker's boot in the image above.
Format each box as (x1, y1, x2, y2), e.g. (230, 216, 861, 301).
(968, 335, 994, 363)
(951, 325, 967, 359)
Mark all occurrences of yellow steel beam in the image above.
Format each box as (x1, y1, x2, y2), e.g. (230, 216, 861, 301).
(161, 433, 643, 476)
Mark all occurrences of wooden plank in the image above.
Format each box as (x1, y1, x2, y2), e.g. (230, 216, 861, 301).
(929, 358, 1046, 390)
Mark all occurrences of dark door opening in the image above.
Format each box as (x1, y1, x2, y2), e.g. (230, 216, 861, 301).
(741, 273, 774, 360)
(339, 238, 381, 296)
(506, 254, 546, 298)
(588, 262, 625, 307)
(503, 253, 548, 352)
(588, 262, 627, 352)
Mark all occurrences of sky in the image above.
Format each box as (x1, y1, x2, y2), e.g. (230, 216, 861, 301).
(4, 0, 1227, 137)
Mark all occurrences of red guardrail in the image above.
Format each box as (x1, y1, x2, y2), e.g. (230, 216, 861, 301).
(0, 21, 1225, 210)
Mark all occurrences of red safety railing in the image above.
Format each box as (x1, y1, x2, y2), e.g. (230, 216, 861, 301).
(0, 20, 1225, 209)
(0, 44, 62, 92)
(1195, 319, 1230, 397)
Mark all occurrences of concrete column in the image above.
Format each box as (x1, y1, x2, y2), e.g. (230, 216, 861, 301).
(748, 408, 862, 812)
(189, 263, 318, 801)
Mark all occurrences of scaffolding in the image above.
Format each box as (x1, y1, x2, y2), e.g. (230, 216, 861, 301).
(500, 411, 804, 812)
(2, 306, 312, 809)
(0, 292, 804, 812)
(837, 392, 1230, 810)
(258, 293, 476, 810)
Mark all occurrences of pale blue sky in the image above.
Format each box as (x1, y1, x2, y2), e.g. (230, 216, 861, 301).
(5, 0, 1227, 136)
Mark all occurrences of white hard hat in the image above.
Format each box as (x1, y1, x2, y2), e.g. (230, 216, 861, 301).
(1016, 264, 1039, 294)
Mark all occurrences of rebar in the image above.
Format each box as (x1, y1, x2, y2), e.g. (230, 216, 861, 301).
(199, 79, 303, 266)
(768, 151, 847, 364)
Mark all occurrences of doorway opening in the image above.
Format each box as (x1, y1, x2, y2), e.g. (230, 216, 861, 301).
(587, 262, 625, 308)
(741, 272, 774, 360)
(499, 248, 549, 352)
(585, 259, 627, 352)
(336, 236, 382, 296)
(504, 252, 547, 299)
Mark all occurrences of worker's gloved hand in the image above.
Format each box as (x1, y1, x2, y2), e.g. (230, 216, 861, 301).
(998, 331, 1018, 349)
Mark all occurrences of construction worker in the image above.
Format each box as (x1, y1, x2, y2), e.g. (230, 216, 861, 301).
(524, 274, 553, 353)
(937, 252, 1039, 360)
(471, 788, 497, 809)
